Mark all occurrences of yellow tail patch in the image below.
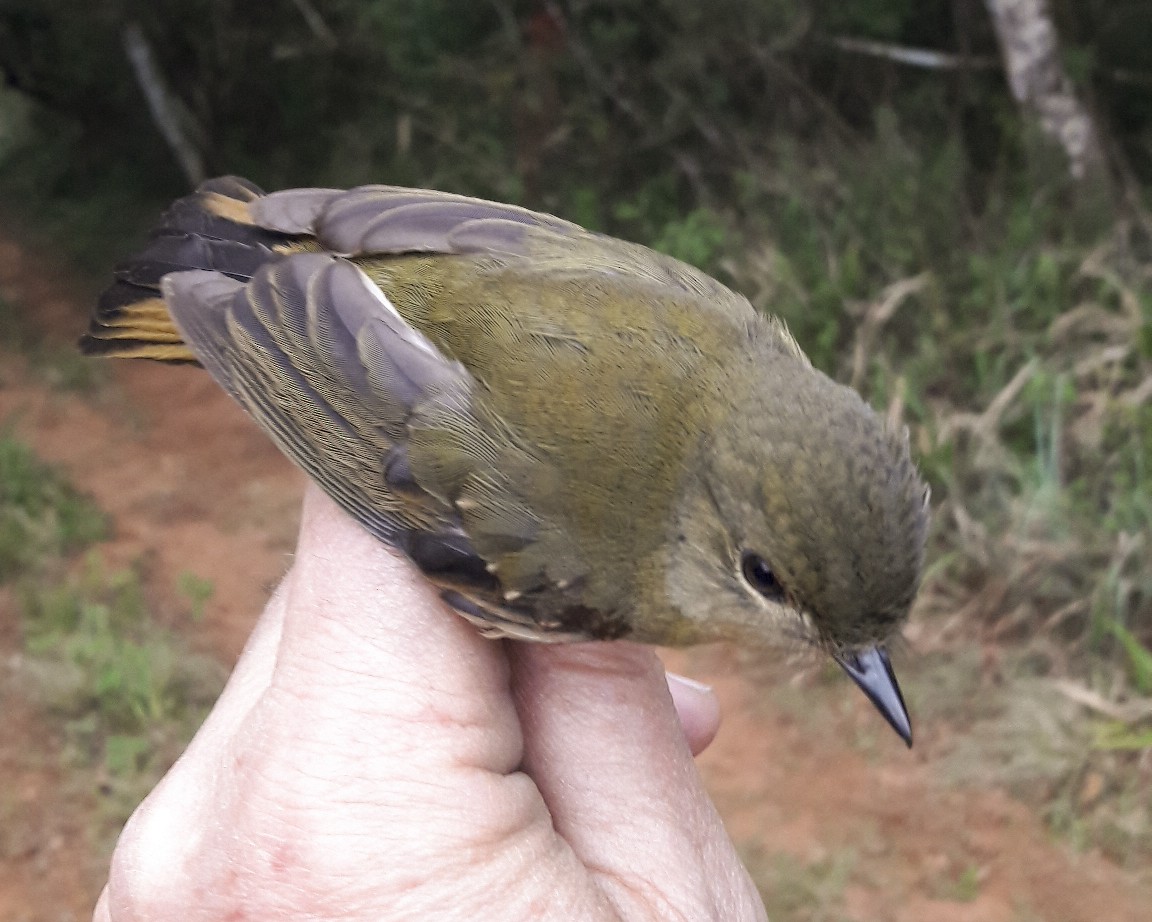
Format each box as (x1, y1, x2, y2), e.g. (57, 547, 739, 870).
(80, 296, 199, 363)
(201, 190, 257, 225)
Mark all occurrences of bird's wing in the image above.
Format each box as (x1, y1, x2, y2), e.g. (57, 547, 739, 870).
(250, 184, 739, 302)
(161, 252, 595, 640)
(246, 185, 752, 637)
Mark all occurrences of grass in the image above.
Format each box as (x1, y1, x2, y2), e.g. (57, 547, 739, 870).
(0, 432, 224, 834)
(3, 76, 1152, 865)
(949, 865, 983, 902)
(0, 430, 107, 579)
(19, 557, 224, 828)
(937, 661, 1152, 864)
(743, 848, 857, 922)
(925, 862, 983, 903)
(177, 570, 216, 623)
(26, 342, 109, 392)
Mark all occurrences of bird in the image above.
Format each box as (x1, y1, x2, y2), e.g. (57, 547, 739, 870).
(81, 176, 930, 746)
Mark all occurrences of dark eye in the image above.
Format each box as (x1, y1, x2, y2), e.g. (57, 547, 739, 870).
(740, 552, 785, 602)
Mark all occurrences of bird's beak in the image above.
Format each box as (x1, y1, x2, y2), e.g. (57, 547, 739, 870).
(833, 646, 912, 747)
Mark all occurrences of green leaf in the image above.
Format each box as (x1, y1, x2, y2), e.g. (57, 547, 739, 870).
(104, 733, 151, 776)
(1093, 722, 1152, 751)
(1105, 619, 1152, 695)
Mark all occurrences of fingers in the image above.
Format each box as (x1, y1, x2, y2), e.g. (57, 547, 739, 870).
(666, 672, 721, 756)
(511, 643, 766, 921)
(92, 887, 110, 922)
(101, 487, 532, 921)
(99, 564, 294, 922)
(99, 488, 762, 922)
(267, 485, 521, 774)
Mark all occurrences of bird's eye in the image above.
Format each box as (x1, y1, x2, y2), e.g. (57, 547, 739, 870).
(740, 552, 785, 602)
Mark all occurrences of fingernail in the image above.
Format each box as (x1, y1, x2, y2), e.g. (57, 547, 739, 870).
(666, 672, 713, 694)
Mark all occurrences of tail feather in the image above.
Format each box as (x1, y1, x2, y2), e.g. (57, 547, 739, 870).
(114, 233, 280, 287)
(81, 176, 292, 363)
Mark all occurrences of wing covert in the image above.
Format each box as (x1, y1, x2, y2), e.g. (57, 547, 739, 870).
(160, 254, 591, 634)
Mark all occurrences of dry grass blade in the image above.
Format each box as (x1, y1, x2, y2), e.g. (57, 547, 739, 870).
(1052, 679, 1152, 723)
(849, 271, 932, 389)
(1077, 241, 1145, 326)
(1120, 375, 1152, 407)
(973, 358, 1040, 441)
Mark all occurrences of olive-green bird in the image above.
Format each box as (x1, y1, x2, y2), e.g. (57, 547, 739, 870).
(81, 176, 929, 745)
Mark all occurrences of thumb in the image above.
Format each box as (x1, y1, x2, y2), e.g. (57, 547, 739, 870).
(511, 643, 765, 920)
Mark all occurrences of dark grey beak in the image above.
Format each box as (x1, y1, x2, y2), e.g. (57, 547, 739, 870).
(834, 646, 912, 747)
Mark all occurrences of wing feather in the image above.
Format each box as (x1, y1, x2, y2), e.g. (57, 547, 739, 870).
(160, 255, 586, 632)
(252, 185, 742, 306)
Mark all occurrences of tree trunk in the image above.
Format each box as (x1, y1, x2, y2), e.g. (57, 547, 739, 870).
(984, 0, 1108, 186)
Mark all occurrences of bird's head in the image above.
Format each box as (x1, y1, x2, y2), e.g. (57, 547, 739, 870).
(663, 349, 930, 745)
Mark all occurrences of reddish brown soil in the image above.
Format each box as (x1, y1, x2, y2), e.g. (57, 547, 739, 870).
(1, 230, 1149, 921)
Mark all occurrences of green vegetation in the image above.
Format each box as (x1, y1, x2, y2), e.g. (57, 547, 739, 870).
(1, 0, 1151, 884)
(20, 558, 223, 827)
(0, 431, 106, 579)
(177, 570, 216, 622)
(930, 863, 982, 903)
(0, 433, 223, 830)
(744, 848, 856, 922)
(28, 340, 109, 391)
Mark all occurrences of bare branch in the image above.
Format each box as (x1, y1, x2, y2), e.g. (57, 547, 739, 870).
(121, 22, 205, 187)
(849, 273, 932, 390)
(289, 0, 338, 50)
(826, 35, 998, 71)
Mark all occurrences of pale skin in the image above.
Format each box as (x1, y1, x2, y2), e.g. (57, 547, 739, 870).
(94, 486, 768, 921)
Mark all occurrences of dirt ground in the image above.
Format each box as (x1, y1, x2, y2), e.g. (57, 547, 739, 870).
(1, 229, 1150, 921)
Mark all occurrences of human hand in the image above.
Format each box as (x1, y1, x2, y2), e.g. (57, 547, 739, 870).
(94, 486, 767, 921)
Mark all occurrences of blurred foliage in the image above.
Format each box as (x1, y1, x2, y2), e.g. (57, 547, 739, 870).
(0, 430, 107, 580)
(743, 846, 856, 922)
(1, 289, 108, 389)
(0, 0, 1150, 847)
(4, 1, 1148, 235)
(20, 555, 225, 828)
(0, 431, 223, 830)
(0, 0, 1148, 668)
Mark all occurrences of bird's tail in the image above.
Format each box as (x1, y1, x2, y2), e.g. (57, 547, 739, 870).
(80, 175, 291, 363)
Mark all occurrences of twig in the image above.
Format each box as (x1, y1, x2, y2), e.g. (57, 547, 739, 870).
(1052, 679, 1152, 723)
(973, 358, 1039, 439)
(824, 35, 999, 71)
(849, 272, 932, 389)
(289, 0, 338, 49)
(121, 22, 205, 188)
